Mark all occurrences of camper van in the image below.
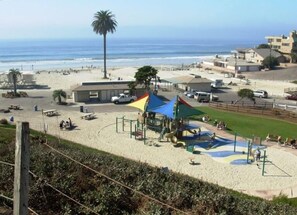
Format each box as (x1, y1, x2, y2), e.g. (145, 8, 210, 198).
(194, 92, 210, 102)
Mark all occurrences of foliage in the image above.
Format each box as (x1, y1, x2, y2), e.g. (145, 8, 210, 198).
(192, 106, 297, 139)
(272, 194, 297, 207)
(0, 119, 8, 125)
(130, 66, 158, 91)
(292, 80, 297, 84)
(234, 88, 255, 104)
(1, 126, 297, 214)
(92, 10, 117, 79)
(291, 52, 297, 63)
(52, 89, 67, 104)
(257, 44, 271, 49)
(8, 68, 21, 96)
(262, 56, 279, 69)
(238, 88, 254, 100)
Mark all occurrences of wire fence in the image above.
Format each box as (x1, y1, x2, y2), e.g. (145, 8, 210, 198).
(0, 130, 190, 215)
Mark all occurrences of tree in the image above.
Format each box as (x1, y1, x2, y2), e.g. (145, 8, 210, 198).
(8, 68, 21, 96)
(256, 44, 270, 49)
(52, 89, 67, 104)
(234, 88, 255, 104)
(92, 10, 117, 79)
(291, 52, 297, 63)
(262, 56, 279, 69)
(131, 66, 158, 91)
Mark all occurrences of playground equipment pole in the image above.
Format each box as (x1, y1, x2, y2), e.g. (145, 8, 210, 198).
(144, 127, 146, 145)
(130, 120, 132, 138)
(116, 117, 118, 133)
(234, 132, 237, 152)
(262, 150, 266, 176)
(134, 124, 137, 140)
(246, 140, 251, 164)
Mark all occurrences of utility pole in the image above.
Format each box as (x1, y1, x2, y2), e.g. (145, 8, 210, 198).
(13, 122, 30, 215)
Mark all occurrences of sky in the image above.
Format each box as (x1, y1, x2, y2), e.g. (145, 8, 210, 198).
(0, 0, 296, 41)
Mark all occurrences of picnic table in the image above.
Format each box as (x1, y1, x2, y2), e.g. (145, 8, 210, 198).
(81, 113, 96, 120)
(8, 104, 21, 110)
(43, 109, 58, 117)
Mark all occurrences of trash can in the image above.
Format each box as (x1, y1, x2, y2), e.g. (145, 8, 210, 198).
(80, 106, 84, 112)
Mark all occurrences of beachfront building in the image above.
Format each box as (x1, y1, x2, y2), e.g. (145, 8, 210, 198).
(203, 57, 261, 73)
(72, 81, 145, 103)
(245, 48, 286, 64)
(266, 30, 297, 62)
(164, 75, 212, 92)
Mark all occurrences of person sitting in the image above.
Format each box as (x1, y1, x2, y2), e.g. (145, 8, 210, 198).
(65, 121, 70, 128)
(68, 118, 72, 128)
(277, 136, 282, 144)
(59, 120, 65, 129)
(291, 139, 297, 148)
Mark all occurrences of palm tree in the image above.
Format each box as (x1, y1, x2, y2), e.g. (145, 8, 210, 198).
(8, 68, 21, 96)
(52, 89, 67, 104)
(92, 10, 117, 79)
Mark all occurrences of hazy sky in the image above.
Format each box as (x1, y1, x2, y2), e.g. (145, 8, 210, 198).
(0, 0, 296, 40)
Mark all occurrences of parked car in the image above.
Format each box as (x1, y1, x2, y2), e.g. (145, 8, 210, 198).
(111, 93, 137, 104)
(286, 94, 297, 101)
(186, 91, 196, 98)
(194, 92, 210, 102)
(184, 90, 197, 98)
(253, 90, 268, 98)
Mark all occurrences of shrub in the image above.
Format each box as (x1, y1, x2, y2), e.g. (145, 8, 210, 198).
(0, 118, 8, 125)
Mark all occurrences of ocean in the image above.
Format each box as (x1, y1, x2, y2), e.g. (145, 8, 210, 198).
(0, 38, 260, 72)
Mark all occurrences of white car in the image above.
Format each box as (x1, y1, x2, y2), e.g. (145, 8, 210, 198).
(111, 94, 137, 104)
(253, 90, 268, 98)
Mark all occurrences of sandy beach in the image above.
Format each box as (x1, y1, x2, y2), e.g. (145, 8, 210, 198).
(1, 66, 297, 200)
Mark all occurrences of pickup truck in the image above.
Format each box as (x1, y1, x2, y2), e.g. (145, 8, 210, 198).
(111, 93, 137, 104)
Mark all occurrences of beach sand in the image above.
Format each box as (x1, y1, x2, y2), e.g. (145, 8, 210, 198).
(1, 66, 297, 200)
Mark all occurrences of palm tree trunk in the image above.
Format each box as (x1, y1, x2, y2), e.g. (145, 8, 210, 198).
(13, 75, 17, 96)
(103, 34, 107, 79)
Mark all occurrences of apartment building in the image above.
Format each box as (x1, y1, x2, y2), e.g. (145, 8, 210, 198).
(265, 30, 297, 61)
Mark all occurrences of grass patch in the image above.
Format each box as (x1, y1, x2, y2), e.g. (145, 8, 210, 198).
(194, 106, 297, 139)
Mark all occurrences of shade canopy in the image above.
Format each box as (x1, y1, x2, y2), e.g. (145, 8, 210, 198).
(127, 91, 165, 112)
(150, 96, 203, 119)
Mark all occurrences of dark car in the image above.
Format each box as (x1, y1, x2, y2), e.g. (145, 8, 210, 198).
(286, 94, 297, 101)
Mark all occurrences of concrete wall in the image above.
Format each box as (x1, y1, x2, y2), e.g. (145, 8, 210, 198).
(74, 91, 90, 102)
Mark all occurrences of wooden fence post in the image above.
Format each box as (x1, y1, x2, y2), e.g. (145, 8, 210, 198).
(13, 122, 30, 215)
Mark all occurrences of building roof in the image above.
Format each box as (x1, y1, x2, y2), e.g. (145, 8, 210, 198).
(72, 83, 143, 92)
(164, 76, 212, 84)
(250, 48, 282, 59)
(235, 48, 251, 53)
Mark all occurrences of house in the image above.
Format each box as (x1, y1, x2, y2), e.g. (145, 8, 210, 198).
(245, 48, 286, 64)
(266, 30, 297, 61)
(72, 81, 145, 103)
(164, 75, 212, 92)
(203, 56, 261, 73)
